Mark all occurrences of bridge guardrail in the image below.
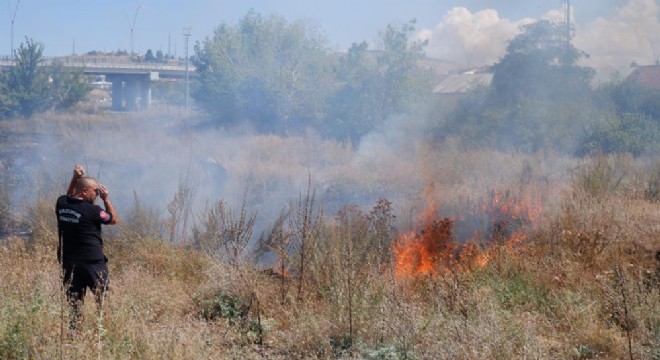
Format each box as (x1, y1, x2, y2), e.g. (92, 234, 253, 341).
(0, 56, 195, 72)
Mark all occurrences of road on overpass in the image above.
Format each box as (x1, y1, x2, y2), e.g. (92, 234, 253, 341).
(0, 56, 196, 111)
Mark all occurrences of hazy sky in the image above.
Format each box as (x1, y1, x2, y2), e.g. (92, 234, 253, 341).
(2, 0, 658, 72)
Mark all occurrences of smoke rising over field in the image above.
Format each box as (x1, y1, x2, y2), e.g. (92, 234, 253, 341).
(418, 0, 660, 73)
(3, 108, 579, 259)
(1, 0, 658, 256)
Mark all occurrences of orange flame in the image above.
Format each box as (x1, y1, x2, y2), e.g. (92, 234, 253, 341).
(392, 188, 542, 280)
(393, 218, 457, 278)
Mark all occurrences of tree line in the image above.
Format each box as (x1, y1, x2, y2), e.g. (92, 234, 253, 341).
(192, 10, 430, 140)
(1, 11, 658, 156)
(191, 12, 658, 155)
(436, 20, 660, 156)
(0, 38, 89, 119)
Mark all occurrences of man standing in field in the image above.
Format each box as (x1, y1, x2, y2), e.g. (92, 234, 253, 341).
(56, 165, 118, 329)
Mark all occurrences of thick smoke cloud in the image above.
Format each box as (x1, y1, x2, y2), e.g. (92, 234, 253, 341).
(418, 0, 660, 74)
(575, 0, 660, 72)
(415, 7, 532, 67)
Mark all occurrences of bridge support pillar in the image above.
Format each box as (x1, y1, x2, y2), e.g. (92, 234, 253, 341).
(111, 80, 123, 111)
(124, 79, 139, 111)
(107, 72, 157, 111)
(140, 79, 152, 110)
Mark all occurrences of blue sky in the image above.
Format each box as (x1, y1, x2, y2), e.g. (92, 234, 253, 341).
(2, 0, 657, 72)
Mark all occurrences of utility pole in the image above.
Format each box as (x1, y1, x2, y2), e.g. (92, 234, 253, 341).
(8, 0, 21, 57)
(126, 6, 141, 58)
(565, 0, 571, 64)
(183, 27, 191, 111)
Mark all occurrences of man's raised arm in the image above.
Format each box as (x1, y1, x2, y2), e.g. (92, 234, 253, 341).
(67, 165, 85, 196)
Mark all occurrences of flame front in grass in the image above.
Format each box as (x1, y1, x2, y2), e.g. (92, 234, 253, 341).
(477, 190, 542, 246)
(392, 188, 542, 280)
(393, 217, 457, 279)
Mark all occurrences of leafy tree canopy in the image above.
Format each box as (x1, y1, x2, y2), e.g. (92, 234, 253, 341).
(192, 9, 335, 132)
(440, 20, 599, 153)
(4, 38, 51, 118)
(490, 20, 594, 105)
(328, 20, 430, 140)
(193, 11, 430, 139)
(0, 38, 90, 119)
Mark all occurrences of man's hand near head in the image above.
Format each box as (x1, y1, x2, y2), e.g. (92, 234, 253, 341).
(98, 184, 118, 225)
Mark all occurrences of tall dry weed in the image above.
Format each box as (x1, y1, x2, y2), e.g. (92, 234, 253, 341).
(165, 170, 198, 244)
(192, 194, 256, 264)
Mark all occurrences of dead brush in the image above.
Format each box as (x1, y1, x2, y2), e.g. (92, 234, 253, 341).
(117, 190, 164, 242)
(570, 155, 628, 200)
(312, 203, 388, 355)
(0, 169, 15, 236)
(549, 189, 626, 270)
(288, 175, 323, 302)
(165, 170, 198, 244)
(253, 209, 293, 304)
(192, 194, 256, 264)
(379, 277, 428, 360)
(644, 161, 660, 202)
(597, 264, 660, 360)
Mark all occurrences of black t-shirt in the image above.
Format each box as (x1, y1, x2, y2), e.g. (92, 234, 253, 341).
(56, 195, 113, 262)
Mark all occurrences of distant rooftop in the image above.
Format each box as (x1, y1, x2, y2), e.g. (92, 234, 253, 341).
(627, 65, 660, 90)
(432, 71, 493, 94)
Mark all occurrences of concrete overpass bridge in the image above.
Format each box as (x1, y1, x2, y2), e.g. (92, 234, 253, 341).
(0, 56, 196, 111)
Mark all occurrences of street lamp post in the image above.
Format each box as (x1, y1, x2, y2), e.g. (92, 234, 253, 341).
(8, 0, 21, 57)
(183, 27, 191, 111)
(126, 6, 141, 58)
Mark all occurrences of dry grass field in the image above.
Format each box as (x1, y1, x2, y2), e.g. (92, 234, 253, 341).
(0, 113, 658, 359)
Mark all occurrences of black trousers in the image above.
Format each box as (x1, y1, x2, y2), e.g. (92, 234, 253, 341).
(62, 259, 109, 304)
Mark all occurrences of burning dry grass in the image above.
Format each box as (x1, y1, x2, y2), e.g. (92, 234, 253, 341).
(4, 186, 657, 359)
(1, 115, 658, 359)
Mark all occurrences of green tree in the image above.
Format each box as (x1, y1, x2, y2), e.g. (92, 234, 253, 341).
(192, 9, 335, 132)
(49, 61, 90, 110)
(144, 49, 156, 62)
(0, 38, 91, 119)
(376, 20, 430, 114)
(577, 80, 660, 156)
(5, 38, 51, 118)
(440, 20, 597, 152)
(0, 73, 17, 118)
(491, 20, 593, 105)
(328, 20, 430, 140)
(579, 112, 659, 156)
(606, 79, 660, 119)
(156, 50, 164, 63)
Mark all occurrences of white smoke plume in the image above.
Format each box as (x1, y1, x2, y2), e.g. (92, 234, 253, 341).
(575, 0, 660, 73)
(415, 7, 533, 67)
(418, 0, 660, 75)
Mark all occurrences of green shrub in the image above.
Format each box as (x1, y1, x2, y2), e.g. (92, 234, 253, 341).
(195, 291, 265, 344)
(0, 318, 30, 359)
(579, 112, 660, 156)
(329, 334, 353, 357)
(196, 292, 246, 322)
